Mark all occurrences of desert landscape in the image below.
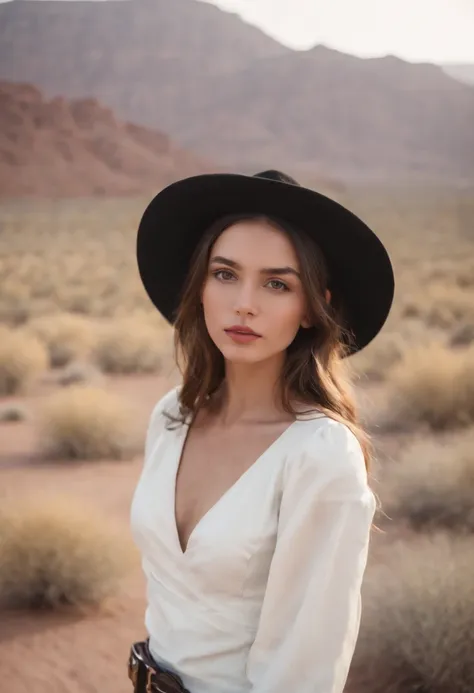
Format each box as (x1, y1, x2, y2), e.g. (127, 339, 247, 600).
(1, 1, 474, 692)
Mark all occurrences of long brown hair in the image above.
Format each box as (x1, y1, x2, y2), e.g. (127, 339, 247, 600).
(171, 214, 374, 472)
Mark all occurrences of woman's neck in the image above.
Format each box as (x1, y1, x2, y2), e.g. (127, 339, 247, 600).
(215, 355, 291, 426)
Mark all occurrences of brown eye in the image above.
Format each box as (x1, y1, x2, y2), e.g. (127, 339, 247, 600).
(214, 269, 235, 281)
(267, 279, 289, 292)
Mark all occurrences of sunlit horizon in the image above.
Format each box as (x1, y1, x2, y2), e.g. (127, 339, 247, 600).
(206, 0, 474, 64)
(1, 0, 473, 65)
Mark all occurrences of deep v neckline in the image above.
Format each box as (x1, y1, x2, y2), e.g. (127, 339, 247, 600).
(171, 418, 300, 556)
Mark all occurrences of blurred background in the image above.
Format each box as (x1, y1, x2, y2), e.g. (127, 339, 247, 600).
(0, 1, 473, 691)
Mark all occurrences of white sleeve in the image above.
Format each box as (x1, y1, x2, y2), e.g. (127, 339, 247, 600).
(246, 420, 377, 693)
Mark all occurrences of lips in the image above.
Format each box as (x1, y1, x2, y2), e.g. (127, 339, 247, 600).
(225, 325, 261, 337)
(224, 326, 262, 343)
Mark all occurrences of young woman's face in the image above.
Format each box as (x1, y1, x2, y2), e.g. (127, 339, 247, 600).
(202, 218, 310, 365)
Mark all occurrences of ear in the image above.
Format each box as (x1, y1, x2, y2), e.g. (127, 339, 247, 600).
(301, 315, 312, 329)
(325, 289, 332, 304)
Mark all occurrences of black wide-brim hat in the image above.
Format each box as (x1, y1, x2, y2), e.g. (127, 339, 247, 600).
(137, 170, 395, 354)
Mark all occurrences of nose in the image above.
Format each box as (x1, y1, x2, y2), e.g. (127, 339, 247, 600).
(234, 280, 258, 317)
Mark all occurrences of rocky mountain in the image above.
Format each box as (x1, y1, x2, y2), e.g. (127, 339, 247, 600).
(442, 64, 474, 86)
(1, 0, 473, 181)
(183, 49, 474, 179)
(0, 0, 288, 131)
(0, 81, 212, 197)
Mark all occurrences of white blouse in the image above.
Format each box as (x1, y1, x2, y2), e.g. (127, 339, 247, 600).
(130, 386, 376, 693)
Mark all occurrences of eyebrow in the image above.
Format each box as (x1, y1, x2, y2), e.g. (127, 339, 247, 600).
(210, 255, 301, 278)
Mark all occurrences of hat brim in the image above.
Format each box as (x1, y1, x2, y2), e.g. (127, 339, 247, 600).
(136, 173, 395, 354)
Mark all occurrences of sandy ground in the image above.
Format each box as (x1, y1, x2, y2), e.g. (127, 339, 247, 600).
(0, 372, 405, 693)
(0, 372, 177, 693)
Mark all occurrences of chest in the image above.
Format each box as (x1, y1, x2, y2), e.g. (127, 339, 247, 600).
(131, 423, 292, 599)
(174, 422, 293, 555)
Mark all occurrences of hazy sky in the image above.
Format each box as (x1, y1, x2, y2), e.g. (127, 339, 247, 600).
(207, 0, 474, 63)
(1, 0, 474, 63)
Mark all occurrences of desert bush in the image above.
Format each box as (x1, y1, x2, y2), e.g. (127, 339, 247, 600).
(450, 322, 474, 348)
(351, 533, 474, 693)
(0, 498, 132, 609)
(92, 318, 167, 374)
(456, 264, 474, 289)
(0, 403, 27, 423)
(0, 278, 31, 325)
(381, 429, 474, 533)
(0, 327, 48, 395)
(386, 343, 474, 430)
(38, 385, 139, 460)
(23, 313, 98, 368)
(402, 284, 474, 330)
(56, 360, 104, 387)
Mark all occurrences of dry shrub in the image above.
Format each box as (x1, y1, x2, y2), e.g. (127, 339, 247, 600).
(351, 533, 474, 693)
(403, 284, 474, 330)
(23, 313, 98, 368)
(56, 360, 104, 387)
(0, 327, 48, 395)
(352, 332, 406, 382)
(92, 318, 167, 374)
(450, 322, 474, 348)
(0, 403, 27, 423)
(386, 343, 474, 430)
(0, 278, 31, 325)
(455, 262, 474, 289)
(381, 429, 474, 533)
(38, 385, 139, 460)
(0, 302, 30, 326)
(0, 497, 133, 609)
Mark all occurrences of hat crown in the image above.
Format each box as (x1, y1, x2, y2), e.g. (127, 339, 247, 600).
(254, 170, 300, 187)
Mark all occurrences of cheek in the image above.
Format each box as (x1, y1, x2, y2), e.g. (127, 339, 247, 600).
(268, 294, 307, 333)
(202, 279, 224, 330)
(202, 279, 218, 313)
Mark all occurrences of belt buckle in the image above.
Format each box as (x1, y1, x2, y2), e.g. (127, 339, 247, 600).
(146, 666, 169, 693)
(128, 652, 139, 688)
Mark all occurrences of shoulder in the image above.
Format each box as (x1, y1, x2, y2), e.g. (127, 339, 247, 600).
(150, 384, 181, 417)
(283, 415, 370, 500)
(146, 385, 181, 440)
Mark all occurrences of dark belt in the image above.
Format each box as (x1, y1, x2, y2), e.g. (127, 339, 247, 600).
(128, 640, 191, 693)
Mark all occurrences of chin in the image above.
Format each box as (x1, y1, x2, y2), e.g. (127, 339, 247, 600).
(218, 343, 268, 365)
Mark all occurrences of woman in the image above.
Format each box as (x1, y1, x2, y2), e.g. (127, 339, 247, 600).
(129, 170, 395, 693)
